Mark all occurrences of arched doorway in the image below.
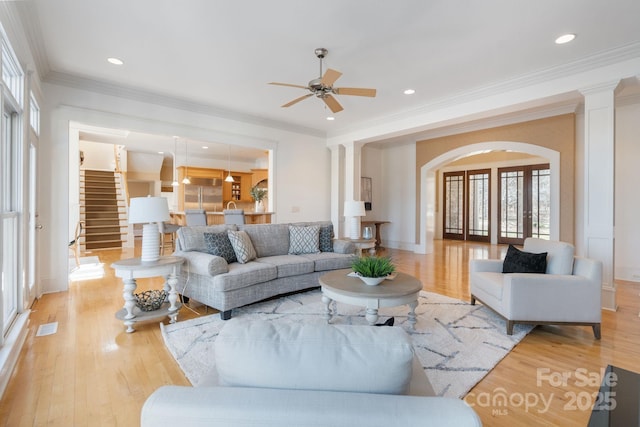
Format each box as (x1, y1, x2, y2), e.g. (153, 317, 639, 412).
(417, 141, 560, 254)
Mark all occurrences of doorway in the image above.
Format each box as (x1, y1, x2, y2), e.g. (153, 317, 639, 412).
(498, 164, 550, 245)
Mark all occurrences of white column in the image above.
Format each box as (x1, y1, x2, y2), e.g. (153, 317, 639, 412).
(341, 141, 364, 239)
(329, 145, 344, 237)
(580, 81, 619, 311)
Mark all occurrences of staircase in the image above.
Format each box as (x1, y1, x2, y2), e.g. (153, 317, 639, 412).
(80, 170, 128, 250)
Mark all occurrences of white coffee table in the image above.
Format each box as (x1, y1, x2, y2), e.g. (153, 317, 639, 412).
(319, 269, 422, 328)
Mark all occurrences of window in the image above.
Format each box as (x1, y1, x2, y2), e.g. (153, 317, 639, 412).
(29, 92, 39, 135)
(0, 24, 24, 339)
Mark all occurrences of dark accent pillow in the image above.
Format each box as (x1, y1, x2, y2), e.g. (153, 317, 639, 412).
(204, 232, 237, 264)
(319, 224, 334, 252)
(502, 244, 547, 273)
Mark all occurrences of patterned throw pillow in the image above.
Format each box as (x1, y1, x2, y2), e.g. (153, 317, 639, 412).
(203, 232, 237, 264)
(288, 225, 320, 255)
(318, 224, 334, 252)
(502, 245, 547, 274)
(227, 230, 257, 264)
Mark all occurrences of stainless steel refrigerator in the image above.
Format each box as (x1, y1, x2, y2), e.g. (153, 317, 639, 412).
(183, 177, 223, 211)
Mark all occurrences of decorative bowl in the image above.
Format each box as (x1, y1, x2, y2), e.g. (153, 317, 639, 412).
(134, 289, 167, 311)
(359, 276, 386, 286)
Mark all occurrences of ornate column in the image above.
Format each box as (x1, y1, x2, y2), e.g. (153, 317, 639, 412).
(580, 81, 619, 311)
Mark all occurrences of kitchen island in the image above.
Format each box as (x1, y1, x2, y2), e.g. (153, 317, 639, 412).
(170, 211, 273, 225)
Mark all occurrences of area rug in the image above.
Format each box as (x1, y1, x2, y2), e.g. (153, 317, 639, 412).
(161, 289, 532, 398)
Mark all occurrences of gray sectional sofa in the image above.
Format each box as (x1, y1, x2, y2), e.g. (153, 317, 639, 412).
(173, 221, 357, 319)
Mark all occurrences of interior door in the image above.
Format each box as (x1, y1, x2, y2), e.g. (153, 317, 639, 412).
(466, 169, 490, 242)
(443, 171, 465, 240)
(26, 139, 39, 304)
(498, 164, 550, 245)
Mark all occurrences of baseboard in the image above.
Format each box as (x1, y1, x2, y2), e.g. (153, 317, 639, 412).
(0, 311, 30, 399)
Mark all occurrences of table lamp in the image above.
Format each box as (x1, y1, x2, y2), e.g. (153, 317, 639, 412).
(129, 196, 170, 263)
(344, 200, 366, 240)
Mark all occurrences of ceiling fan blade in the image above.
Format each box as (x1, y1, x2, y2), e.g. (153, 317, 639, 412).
(281, 93, 313, 108)
(269, 82, 309, 90)
(321, 68, 342, 87)
(322, 95, 344, 113)
(334, 87, 377, 97)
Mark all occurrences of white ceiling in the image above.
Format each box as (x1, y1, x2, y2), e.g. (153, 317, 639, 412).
(17, 0, 640, 157)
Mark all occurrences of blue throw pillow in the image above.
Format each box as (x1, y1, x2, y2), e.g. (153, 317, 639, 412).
(502, 244, 547, 274)
(319, 224, 334, 252)
(204, 232, 237, 264)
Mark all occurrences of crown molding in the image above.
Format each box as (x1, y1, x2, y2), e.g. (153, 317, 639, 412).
(333, 42, 640, 138)
(43, 71, 326, 139)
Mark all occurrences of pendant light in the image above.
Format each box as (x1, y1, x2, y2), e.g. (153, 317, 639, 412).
(171, 136, 179, 187)
(225, 145, 235, 183)
(182, 139, 191, 184)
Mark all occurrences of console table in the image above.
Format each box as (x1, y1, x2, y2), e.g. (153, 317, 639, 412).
(111, 256, 184, 333)
(361, 221, 390, 248)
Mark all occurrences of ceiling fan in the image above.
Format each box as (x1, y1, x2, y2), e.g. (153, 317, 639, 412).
(269, 48, 376, 114)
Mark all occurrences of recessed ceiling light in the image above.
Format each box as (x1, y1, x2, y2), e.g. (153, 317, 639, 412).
(404, 89, 416, 95)
(107, 57, 124, 65)
(555, 34, 576, 44)
(158, 151, 164, 154)
(202, 146, 209, 149)
(326, 116, 335, 121)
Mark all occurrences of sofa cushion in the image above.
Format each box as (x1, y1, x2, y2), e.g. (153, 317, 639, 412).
(204, 232, 237, 264)
(215, 319, 414, 395)
(298, 252, 357, 271)
(227, 230, 257, 264)
(502, 245, 547, 274)
(524, 238, 575, 275)
(238, 224, 290, 258)
(255, 255, 315, 278)
(211, 262, 277, 292)
(178, 225, 237, 252)
(288, 225, 320, 255)
(472, 272, 505, 301)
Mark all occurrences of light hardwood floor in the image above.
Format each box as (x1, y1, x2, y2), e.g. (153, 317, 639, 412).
(0, 240, 638, 426)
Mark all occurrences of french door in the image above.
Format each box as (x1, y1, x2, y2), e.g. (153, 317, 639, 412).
(498, 164, 550, 245)
(443, 169, 490, 242)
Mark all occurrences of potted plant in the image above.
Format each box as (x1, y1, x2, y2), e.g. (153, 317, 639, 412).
(351, 255, 396, 286)
(250, 185, 267, 213)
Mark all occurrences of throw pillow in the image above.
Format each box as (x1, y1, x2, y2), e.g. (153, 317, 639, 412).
(502, 244, 547, 274)
(227, 230, 257, 264)
(288, 225, 320, 255)
(203, 232, 237, 264)
(318, 224, 334, 252)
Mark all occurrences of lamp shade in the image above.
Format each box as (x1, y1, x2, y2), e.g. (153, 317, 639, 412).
(344, 200, 366, 217)
(129, 197, 170, 224)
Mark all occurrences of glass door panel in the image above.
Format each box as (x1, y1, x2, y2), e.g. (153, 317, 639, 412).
(467, 169, 490, 242)
(443, 171, 464, 240)
(498, 164, 550, 245)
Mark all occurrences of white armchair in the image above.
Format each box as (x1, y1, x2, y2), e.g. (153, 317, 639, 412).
(470, 238, 602, 339)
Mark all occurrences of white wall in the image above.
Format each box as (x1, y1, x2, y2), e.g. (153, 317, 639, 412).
(40, 83, 330, 294)
(614, 99, 640, 281)
(373, 141, 417, 251)
(78, 141, 116, 171)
